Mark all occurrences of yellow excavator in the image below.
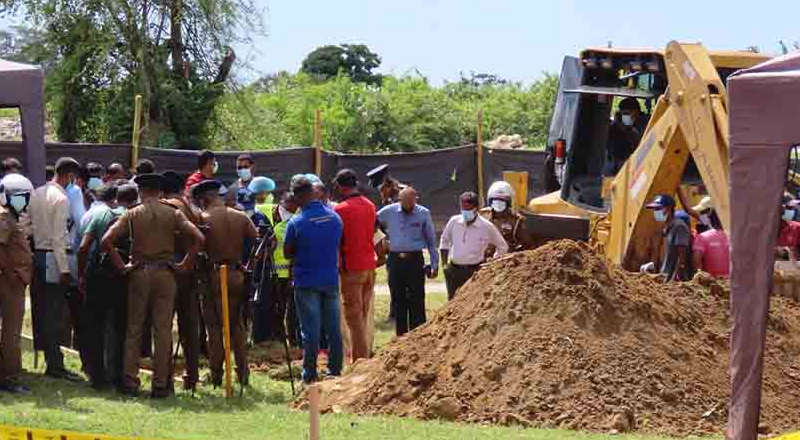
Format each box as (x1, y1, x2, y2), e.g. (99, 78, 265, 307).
(527, 42, 771, 270)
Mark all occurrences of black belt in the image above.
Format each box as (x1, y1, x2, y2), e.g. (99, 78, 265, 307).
(35, 248, 74, 255)
(134, 261, 173, 271)
(450, 262, 481, 269)
(391, 251, 423, 259)
(214, 262, 244, 271)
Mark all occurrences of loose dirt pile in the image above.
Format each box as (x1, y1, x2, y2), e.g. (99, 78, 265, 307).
(295, 240, 800, 436)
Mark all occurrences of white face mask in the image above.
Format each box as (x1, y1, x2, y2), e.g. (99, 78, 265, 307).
(654, 209, 668, 223)
(212, 161, 219, 174)
(9, 194, 28, 214)
(491, 200, 508, 213)
(783, 209, 795, 222)
(621, 114, 634, 126)
(699, 213, 712, 227)
(279, 205, 295, 222)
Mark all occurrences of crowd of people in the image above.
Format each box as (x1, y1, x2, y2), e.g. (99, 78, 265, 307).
(0, 150, 535, 397)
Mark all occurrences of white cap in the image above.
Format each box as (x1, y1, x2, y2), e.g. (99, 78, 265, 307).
(488, 181, 514, 201)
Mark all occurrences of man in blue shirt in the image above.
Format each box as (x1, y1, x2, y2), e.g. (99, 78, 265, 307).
(377, 187, 438, 336)
(284, 176, 343, 384)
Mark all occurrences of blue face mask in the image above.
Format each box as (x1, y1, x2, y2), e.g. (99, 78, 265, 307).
(87, 177, 103, 191)
(783, 209, 795, 222)
(654, 209, 668, 223)
(461, 209, 477, 222)
(237, 168, 252, 181)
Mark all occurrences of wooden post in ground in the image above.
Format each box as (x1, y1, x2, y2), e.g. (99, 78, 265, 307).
(131, 94, 143, 170)
(314, 109, 322, 177)
(309, 384, 320, 440)
(477, 109, 485, 206)
(220, 264, 233, 398)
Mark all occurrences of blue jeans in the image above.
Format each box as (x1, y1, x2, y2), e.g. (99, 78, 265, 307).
(294, 285, 343, 383)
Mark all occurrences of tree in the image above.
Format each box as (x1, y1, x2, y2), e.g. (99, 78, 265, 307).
(0, 0, 264, 147)
(301, 44, 382, 85)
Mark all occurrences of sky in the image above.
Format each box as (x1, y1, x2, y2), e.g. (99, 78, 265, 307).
(3, 0, 800, 85)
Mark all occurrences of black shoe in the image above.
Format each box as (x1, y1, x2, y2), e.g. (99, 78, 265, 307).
(150, 388, 172, 399)
(116, 386, 139, 397)
(0, 381, 32, 395)
(45, 368, 83, 382)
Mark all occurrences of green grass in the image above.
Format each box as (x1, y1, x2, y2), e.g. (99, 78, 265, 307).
(0, 108, 20, 118)
(3, 290, 687, 440)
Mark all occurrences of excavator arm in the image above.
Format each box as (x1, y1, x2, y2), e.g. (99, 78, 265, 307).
(604, 41, 732, 270)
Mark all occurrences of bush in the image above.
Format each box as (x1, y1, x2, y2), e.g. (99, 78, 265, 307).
(210, 72, 558, 152)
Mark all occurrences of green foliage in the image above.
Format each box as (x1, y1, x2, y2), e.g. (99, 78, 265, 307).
(301, 44, 382, 85)
(212, 72, 558, 152)
(1, 0, 263, 147)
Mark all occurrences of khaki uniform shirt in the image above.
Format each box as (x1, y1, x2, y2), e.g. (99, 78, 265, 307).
(0, 206, 33, 285)
(202, 206, 257, 265)
(479, 207, 527, 257)
(163, 196, 202, 255)
(106, 198, 197, 264)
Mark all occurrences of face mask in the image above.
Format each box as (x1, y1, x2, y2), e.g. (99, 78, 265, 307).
(783, 209, 795, 222)
(212, 161, 219, 174)
(9, 194, 27, 214)
(654, 209, 668, 223)
(699, 214, 712, 227)
(237, 168, 252, 181)
(87, 177, 103, 191)
(621, 114, 634, 126)
(491, 200, 507, 213)
(279, 205, 295, 222)
(461, 209, 477, 222)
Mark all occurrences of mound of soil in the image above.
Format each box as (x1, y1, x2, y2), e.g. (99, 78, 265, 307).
(295, 240, 800, 437)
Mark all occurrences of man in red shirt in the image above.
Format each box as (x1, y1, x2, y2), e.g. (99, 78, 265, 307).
(690, 198, 730, 278)
(333, 169, 377, 362)
(183, 150, 217, 196)
(778, 198, 800, 260)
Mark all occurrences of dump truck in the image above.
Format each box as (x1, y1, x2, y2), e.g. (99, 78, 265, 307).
(526, 43, 770, 270)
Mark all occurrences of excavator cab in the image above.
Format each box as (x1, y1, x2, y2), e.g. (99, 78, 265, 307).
(530, 47, 769, 246)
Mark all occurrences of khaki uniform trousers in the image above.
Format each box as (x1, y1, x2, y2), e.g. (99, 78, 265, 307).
(0, 273, 25, 381)
(203, 268, 248, 383)
(123, 266, 176, 391)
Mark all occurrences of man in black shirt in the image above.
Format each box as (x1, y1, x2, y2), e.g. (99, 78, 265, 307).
(645, 194, 691, 282)
(606, 97, 650, 175)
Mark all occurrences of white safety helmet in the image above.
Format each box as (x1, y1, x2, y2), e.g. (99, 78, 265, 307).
(487, 181, 514, 202)
(0, 173, 34, 215)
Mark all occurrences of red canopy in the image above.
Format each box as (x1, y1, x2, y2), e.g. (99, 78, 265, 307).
(0, 58, 46, 185)
(727, 52, 800, 440)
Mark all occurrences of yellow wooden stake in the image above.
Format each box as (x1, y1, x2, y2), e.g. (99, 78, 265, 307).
(314, 109, 322, 176)
(220, 264, 233, 398)
(131, 94, 143, 170)
(503, 171, 529, 209)
(477, 109, 485, 206)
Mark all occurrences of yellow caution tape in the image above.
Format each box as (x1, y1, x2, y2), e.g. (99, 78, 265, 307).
(0, 424, 172, 440)
(773, 431, 800, 440)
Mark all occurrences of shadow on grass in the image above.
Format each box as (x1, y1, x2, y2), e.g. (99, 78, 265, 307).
(8, 370, 291, 415)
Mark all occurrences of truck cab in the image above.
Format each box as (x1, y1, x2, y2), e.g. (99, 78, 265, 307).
(528, 47, 770, 241)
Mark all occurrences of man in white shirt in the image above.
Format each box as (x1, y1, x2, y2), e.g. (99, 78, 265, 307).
(29, 157, 83, 382)
(440, 192, 508, 300)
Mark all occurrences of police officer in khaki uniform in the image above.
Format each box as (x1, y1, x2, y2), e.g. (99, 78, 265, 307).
(191, 180, 257, 388)
(101, 174, 203, 398)
(161, 171, 203, 392)
(0, 174, 34, 394)
(479, 181, 528, 258)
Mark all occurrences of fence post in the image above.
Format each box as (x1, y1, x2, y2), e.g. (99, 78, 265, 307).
(314, 109, 322, 176)
(131, 94, 143, 170)
(477, 109, 485, 205)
